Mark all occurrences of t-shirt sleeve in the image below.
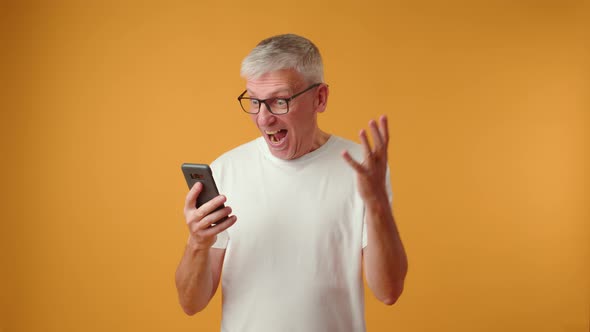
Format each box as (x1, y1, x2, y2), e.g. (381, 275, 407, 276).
(211, 230, 229, 249)
(186, 231, 228, 249)
(362, 165, 394, 248)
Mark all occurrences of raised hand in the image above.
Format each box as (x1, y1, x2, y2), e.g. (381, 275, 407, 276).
(342, 115, 390, 204)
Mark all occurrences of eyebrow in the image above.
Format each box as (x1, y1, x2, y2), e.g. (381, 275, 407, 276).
(246, 88, 292, 99)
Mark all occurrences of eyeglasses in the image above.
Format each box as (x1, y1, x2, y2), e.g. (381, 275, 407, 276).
(237, 83, 321, 115)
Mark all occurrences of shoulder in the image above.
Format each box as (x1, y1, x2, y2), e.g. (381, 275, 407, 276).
(211, 137, 262, 171)
(330, 135, 360, 148)
(328, 135, 363, 159)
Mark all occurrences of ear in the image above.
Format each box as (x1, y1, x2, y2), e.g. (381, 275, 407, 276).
(314, 84, 329, 113)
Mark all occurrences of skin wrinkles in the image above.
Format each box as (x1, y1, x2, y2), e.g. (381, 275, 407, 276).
(246, 69, 330, 160)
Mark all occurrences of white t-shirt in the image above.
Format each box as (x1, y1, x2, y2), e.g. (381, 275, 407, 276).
(210, 135, 392, 332)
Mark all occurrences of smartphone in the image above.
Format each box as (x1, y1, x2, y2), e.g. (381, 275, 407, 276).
(181, 163, 227, 225)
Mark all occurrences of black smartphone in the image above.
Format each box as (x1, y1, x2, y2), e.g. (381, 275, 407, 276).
(181, 163, 227, 225)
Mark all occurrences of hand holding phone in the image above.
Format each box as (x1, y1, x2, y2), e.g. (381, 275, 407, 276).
(182, 163, 223, 209)
(181, 163, 230, 226)
(181, 163, 236, 250)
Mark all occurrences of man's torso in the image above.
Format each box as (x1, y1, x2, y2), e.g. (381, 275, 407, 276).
(211, 136, 367, 332)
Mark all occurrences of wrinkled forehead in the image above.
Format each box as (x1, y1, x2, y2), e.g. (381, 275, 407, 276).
(245, 68, 306, 93)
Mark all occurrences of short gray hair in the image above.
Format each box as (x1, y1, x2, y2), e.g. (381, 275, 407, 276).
(240, 34, 324, 84)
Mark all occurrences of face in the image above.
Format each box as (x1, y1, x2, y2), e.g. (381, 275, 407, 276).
(246, 69, 327, 160)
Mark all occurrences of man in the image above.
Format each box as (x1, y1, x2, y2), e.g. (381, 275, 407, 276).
(175, 34, 408, 331)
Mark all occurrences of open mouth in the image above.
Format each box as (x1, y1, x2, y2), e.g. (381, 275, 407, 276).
(265, 129, 288, 144)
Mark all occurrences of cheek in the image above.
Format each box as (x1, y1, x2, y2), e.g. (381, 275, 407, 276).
(249, 114, 258, 124)
(282, 114, 300, 130)
(289, 107, 314, 128)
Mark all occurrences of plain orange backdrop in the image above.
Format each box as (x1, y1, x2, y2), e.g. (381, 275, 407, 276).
(1, 1, 588, 331)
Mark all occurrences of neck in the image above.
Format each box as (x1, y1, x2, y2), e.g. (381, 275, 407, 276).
(309, 129, 330, 153)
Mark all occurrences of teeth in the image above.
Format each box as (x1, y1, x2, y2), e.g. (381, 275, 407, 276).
(265, 129, 285, 144)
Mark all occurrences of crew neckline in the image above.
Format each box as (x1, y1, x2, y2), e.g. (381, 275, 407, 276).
(257, 134, 337, 168)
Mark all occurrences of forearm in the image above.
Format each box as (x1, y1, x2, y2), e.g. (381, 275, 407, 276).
(175, 243, 214, 315)
(364, 194, 408, 305)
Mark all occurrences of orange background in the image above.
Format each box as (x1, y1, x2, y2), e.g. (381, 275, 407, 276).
(2, 1, 589, 331)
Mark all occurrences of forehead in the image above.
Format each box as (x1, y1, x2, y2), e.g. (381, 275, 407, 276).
(245, 69, 305, 95)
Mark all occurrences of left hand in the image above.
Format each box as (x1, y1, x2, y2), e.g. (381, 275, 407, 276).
(342, 115, 390, 204)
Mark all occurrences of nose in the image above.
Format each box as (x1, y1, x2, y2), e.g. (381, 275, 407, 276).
(256, 102, 276, 127)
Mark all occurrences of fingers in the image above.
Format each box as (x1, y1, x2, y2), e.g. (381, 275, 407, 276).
(199, 215, 237, 238)
(360, 115, 390, 155)
(185, 195, 237, 247)
(183, 183, 238, 250)
(196, 205, 233, 229)
(342, 150, 365, 174)
(197, 194, 227, 218)
(184, 181, 202, 213)
(186, 212, 237, 250)
(369, 115, 391, 151)
(187, 195, 222, 227)
(369, 120, 383, 150)
(379, 115, 389, 144)
(359, 129, 371, 158)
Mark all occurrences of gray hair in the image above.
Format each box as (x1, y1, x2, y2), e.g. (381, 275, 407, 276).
(240, 34, 324, 84)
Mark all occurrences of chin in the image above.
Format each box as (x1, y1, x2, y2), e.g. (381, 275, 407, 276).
(270, 151, 291, 160)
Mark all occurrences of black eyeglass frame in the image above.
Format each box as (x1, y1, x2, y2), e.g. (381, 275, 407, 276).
(237, 83, 322, 115)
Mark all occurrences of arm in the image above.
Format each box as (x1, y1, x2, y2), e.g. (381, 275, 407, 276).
(343, 115, 408, 305)
(175, 182, 237, 315)
(362, 194, 407, 305)
(175, 246, 226, 315)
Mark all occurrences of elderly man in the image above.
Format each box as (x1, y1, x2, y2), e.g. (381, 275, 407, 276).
(175, 33, 408, 331)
